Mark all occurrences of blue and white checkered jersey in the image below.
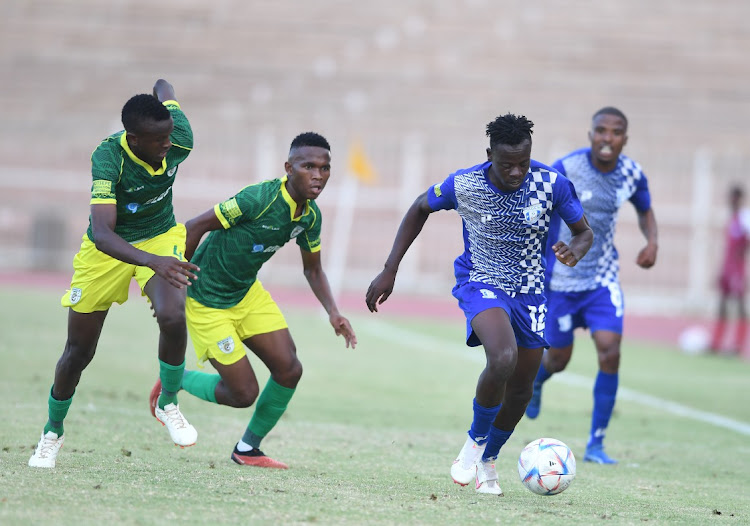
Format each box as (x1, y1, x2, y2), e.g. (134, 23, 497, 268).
(545, 147, 652, 292)
(427, 160, 584, 296)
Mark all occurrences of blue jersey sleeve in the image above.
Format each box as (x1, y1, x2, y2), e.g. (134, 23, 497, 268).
(426, 174, 457, 211)
(552, 174, 584, 225)
(551, 158, 566, 176)
(630, 173, 652, 212)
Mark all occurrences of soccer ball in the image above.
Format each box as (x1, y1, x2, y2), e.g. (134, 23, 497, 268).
(517, 438, 576, 495)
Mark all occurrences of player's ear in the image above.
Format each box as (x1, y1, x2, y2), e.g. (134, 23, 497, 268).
(486, 147, 491, 161)
(587, 129, 593, 143)
(126, 131, 138, 147)
(284, 160, 292, 176)
(622, 134, 628, 147)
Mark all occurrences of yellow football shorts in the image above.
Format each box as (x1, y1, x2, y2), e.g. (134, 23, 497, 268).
(186, 280, 289, 366)
(61, 224, 187, 313)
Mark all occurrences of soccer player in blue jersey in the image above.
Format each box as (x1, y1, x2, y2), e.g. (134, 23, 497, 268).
(366, 113, 593, 495)
(28, 80, 201, 468)
(525, 107, 658, 465)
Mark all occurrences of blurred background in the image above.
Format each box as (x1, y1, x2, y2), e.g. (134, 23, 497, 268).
(1, 0, 748, 324)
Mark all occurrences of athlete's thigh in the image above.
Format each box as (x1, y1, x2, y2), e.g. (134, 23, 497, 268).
(133, 223, 188, 293)
(583, 284, 624, 334)
(208, 353, 257, 393)
(62, 235, 135, 313)
(144, 275, 186, 318)
(243, 328, 298, 374)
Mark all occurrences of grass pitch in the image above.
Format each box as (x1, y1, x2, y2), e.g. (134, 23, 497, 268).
(1, 286, 749, 525)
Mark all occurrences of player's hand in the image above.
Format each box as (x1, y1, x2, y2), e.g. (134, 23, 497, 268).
(147, 255, 200, 289)
(330, 314, 357, 349)
(365, 269, 397, 312)
(551, 241, 580, 267)
(636, 243, 657, 269)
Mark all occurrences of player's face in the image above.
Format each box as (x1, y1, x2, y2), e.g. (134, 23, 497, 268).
(285, 146, 332, 201)
(127, 117, 174, 169)
(588, 113, 627, 171)
(486, 138, 532, 192)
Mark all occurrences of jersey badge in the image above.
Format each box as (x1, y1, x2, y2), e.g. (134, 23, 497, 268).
(217, 336, 235, 354)
(252, 244, 264, 253)
(167, 166, 177, 177)
(481, 214, 493, 223)
(69, 288, 82, 304)
(126, 203, 140, 213)
(522, 203, 543, 224)
(290, 226, 305, 239)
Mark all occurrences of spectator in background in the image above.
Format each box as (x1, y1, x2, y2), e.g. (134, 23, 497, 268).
(710, 185, 750, 355)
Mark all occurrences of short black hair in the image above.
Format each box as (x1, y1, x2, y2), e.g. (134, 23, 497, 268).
(121, 94, 171, 133)
(289, 132, 330, 152)
(592, 106, 628, 128)
(486, 113, 534, 149)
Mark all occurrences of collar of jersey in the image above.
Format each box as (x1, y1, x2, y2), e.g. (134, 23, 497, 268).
(280, 176, 310, 221)
(119, 132, 168, 176)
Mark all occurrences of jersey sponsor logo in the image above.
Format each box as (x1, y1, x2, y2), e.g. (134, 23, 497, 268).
(124, 185, 145, 193)
(69, 287, 82, 304)
(522, 203, 543, 224)
(290, 226, 304, 239)
(143, 187, 172, 205)
(480, 214, 493, 223)
(479, 288, 497, 299)
(579, 190, 593, 202)
(557, 314, 572, 332)
(261, 225, 280, 231)
(167, 166, 177, 177)
(127, 203, 140, 213)
(433, 183, 442, 197)
(252, 244, 264, 253)
(92, 180, 112, 195)
(263, 245, 281, 253)
(217, 336, 235, 354)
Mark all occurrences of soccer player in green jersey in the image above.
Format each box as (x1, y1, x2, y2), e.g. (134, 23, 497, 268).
(149, 132, 357, 468)
(29, 79, 201, 469)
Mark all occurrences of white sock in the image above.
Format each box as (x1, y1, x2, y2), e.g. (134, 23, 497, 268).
(236, 439, 253, 453)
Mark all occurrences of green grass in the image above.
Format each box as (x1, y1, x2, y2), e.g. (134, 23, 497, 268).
(1, 286, 749, 525)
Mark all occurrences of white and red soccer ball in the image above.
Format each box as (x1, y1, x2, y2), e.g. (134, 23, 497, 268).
(518, 438, 576, 495)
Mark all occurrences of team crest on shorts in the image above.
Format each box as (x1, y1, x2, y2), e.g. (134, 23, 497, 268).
(480, 288, 497, 299)
(218, 336, 235, 354)
(522, 203, 543, 224)
(69, 288, 82, 304)
(558, 314, 573, 332)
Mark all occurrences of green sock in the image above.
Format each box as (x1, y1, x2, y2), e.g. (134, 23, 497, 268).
(158, 359, 185, 409)
(43, 386, 72, 436)
(245, 378, 295, 447)
(182, 370, 220, 404)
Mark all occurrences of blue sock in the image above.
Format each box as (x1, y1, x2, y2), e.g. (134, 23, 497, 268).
(534, 361, 553, 387)
(481, 425, 513, 462)
(468, 398, 501, 445)
(588, 371, 618, 449)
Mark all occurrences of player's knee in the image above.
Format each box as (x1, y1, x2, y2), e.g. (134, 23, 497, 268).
(599, 348, 620, 373)
(486, 347, 516, 381)
(230, 383, 260, 408)
(154, 308, 186, 335)
(545, 351, 570, 373)
(272, 356, 303, 389)
(59, 340, 96, 373)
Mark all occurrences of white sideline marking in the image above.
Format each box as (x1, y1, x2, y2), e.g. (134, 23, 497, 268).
(358, 318, 750, 436)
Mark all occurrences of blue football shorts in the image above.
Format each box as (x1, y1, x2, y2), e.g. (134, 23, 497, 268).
(544, 283, 625, 348)
(452, 281, 548, 349)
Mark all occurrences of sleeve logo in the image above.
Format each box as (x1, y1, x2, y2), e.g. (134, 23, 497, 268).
(433, 183, 442, 197)
(222, 198, 242, 221)
(92, 180, 112, 195)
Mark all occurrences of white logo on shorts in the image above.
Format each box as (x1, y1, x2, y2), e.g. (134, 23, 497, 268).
(69, 288, 82, 304)
(558, 314, 572, 332)
(217, 336, 235, 354)
(480, 289, 497, 299)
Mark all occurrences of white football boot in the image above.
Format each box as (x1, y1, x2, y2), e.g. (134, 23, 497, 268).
(154, 403, 197, 447)
(28, 431, 65, 468)
(475, 459, 503, 495)
(451, 436, 486, 485)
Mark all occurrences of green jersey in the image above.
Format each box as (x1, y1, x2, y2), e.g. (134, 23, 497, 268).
(188, 177, 322, 309)
(86, 101, 193, 243)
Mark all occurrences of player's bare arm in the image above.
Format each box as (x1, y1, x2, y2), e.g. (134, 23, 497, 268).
(636, 207, 658, 268)
(90, 203, 199, 288)
(300, 248, 357, 349)
(366, 191, 434, 312)
(152, 79, 176, 103)
(184, 208, 224, 261)
(551, 214, 594, 267)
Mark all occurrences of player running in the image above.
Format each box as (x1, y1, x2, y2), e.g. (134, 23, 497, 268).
(29, 79, 200, 468)
(149, 132, 357, 469)
(526, 107, 658, 465)
(366, 113, 593, 495)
